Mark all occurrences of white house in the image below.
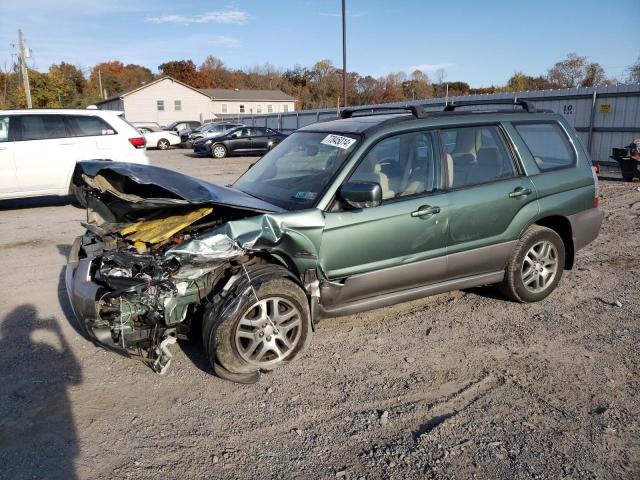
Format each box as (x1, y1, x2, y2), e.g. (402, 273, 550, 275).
(95, 76, 296, 125)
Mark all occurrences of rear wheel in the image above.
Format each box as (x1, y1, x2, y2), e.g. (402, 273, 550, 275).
(157, 138, 170, 150)
(212, 144, 227, 158)
(500, 225, 565, 302)
(204, 277, 312, 376)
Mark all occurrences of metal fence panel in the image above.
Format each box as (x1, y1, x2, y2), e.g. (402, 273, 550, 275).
(238, 84, 640, 164)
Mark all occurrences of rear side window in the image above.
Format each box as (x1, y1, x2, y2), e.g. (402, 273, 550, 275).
(515, 122, 576, 171)
(65, 115, 116, 137)
(14, 115, 68, 141)
(442, 125, 517, 189)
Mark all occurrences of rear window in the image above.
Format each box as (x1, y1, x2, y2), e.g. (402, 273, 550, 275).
(515, 122, 576, 171)
(66, 115, 116, 137)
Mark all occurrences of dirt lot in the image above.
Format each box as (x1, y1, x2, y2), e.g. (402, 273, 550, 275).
(0, 150, 638, 480)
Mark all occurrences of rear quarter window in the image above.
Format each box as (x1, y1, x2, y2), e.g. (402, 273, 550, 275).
(515, 122, 576, 172)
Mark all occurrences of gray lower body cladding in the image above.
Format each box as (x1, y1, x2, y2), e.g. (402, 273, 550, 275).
(567, 208, 604, 252)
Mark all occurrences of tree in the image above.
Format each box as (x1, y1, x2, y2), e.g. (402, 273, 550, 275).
(547, 53, 587, 88)
(506, 72, 554, 91)
(402, 69, 432, 100)
(627, 56, 640, 84)
(158, 60, 198, 86)
(581, 62, 606, 87)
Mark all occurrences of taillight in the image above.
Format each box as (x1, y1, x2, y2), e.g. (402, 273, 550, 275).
(593, 196, 600, 208)
(592, 163, 600, 174)
(591, 164, 600, 208)
(128, 137, 146, 149)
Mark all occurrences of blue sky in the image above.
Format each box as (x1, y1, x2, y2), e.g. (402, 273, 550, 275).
(1, 0, 638, 86)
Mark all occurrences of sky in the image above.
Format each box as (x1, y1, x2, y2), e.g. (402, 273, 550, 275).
(1, 0, 638, 87)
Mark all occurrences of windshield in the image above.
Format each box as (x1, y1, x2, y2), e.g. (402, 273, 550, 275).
(234, 131, 359, 210)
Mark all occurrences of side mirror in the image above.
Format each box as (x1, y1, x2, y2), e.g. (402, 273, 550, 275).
(339, 181, 382, 209)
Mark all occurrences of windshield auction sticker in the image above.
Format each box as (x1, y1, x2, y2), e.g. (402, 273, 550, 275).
(321, 134, 356, 150)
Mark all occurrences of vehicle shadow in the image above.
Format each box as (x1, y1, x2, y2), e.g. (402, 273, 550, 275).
(0, 195, 81, 211)
(0, 305, 82, 480)
(182, 152, 208, 158)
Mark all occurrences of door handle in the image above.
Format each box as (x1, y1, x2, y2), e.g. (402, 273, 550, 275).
(58, 142, 75, 146)
(509, 187, 532, 198)
(411, 205, 440, 217)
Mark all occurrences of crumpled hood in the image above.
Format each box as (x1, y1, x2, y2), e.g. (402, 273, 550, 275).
(76, 160, 285, 214)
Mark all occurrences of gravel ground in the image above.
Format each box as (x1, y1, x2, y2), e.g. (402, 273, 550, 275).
(0, 150, 638, 480)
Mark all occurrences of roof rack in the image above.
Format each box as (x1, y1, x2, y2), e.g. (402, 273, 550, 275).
(443, 99, 537, 113)
(340, 105, 429, 119)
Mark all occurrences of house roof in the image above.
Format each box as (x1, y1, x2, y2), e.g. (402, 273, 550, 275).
(94, 76, 295, 105)
(198, 88, 295, 102)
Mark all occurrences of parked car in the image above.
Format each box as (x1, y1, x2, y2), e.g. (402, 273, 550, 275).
(66, 100, 603, 383)
(610, 139, 640, 181)
(163, 120, 201, 134)
(193, 126, 287, 158)
(138, 126, 181, 150)
(132, 121, 162, 130)
(0, 109, 148, 202)
(181, 122, 244, 148)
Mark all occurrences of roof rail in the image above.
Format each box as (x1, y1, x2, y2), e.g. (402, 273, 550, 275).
(443, 99, 537, 113)
(340, 105, 429, 119)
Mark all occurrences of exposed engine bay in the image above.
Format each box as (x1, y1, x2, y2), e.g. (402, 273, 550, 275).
(66, 161, 323, 375)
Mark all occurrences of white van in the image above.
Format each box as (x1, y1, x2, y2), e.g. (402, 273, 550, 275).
(0, 109, 149, 200)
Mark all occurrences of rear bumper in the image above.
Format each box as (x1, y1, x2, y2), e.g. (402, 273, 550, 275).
(568, 208, 604, 252)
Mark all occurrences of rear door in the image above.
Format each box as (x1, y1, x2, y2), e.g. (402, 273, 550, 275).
(250, 127, 270, 153)
(442, 124, 538, 279)
(65, 114, 119, 161)
(0, 115, 17, 195)
(12, 114, 79, 194)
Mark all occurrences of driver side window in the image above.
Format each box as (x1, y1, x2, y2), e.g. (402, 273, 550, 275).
(350, 131, 440, 200)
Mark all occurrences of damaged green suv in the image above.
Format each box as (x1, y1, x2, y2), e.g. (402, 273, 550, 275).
(66, 100, 603, 383)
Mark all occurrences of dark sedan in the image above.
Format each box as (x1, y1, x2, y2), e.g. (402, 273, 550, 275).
(193, 126, 287, 158)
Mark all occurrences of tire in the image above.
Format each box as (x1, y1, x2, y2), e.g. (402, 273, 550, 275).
(211, 144, 227, 159)
(157, 138, 170, 150)
(500, 225, 565, 303)
(204, 276, 312, 375)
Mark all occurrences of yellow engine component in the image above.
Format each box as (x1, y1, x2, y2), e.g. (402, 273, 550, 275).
(120, 207, 213, 244)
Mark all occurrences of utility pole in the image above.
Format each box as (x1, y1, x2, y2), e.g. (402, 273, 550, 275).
(98, 70, 104, 99)
(341, 0, 347, 108)
(17, 29, 32, 108)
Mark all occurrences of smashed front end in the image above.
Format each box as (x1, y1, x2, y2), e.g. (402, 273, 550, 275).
(65, 161, 315, 374)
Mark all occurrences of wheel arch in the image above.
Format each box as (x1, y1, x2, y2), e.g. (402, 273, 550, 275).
(532, 215, 574, 270)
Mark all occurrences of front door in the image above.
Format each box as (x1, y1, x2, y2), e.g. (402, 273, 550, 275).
(442, 124, 538, 279)
(229, 127, 253, 154)
(250, 127, 269, 153)
(320, 130, 449, 305)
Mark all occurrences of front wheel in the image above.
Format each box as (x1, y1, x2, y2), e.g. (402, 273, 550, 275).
(500, 225, 565, 303)
(204, 277, 312, 376)
(211, 144, 227, 158)
(157, 138, 170, 150)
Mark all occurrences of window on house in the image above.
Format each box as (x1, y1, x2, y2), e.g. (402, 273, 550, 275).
(157, 100, 164, 111)
(239, 105, 245, 113)
(222, 104, 228, 113)
(267, 104, 273, 113)
(257, 104, 262, 114)
(174, 100, 182, 111)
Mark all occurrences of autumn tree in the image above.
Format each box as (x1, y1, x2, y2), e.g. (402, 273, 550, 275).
(158, 60, 198, 86)
(627, 56, 640, 84)
(402, 70, 432, 101)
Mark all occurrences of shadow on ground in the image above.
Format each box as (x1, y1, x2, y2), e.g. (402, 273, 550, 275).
(0, 305, 82, 480)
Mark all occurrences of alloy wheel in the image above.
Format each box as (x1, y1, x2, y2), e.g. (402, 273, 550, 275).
(158, 139, 169, 150)
(234, 297, 302, 368)
(213, 145, 226, 158)
(521, 240, 559, 293)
